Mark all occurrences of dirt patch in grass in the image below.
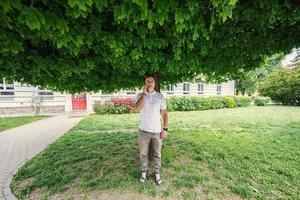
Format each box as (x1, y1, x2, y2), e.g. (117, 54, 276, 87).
(76, 128, 137, 135)
(28, 188, 42, 200)
(43, 188, 168, 200)
(19, 177, 34, 188)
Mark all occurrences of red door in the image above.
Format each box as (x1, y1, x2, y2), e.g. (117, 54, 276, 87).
(72, 93, 87, 110)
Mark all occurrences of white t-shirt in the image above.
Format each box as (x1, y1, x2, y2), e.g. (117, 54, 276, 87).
(136, 92, 167, 133)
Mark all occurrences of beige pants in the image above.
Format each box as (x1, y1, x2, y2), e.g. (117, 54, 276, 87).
(138, 129, 162, 174)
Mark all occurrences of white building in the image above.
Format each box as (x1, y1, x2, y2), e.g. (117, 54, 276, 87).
(0, 78, 234, 116)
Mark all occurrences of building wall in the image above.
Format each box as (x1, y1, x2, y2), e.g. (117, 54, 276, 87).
(160, 81, 235, 97)
(0, 82, 65, 107)
(0, 81, 68, 116)
(0, 80, 235, 116)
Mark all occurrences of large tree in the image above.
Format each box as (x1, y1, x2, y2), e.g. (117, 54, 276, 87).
(0, 0, 299, 93)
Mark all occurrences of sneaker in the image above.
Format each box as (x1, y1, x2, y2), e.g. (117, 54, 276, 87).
(140, 172, 147, 183)
(153, 173, 163, 185)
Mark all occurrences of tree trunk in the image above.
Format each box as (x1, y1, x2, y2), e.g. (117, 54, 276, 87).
(242, 89, 245, 96)
(154, 72, 160, 93)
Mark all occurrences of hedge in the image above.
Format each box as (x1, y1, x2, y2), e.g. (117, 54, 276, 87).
(167, 96, 251, 111)
(254, 96, 271, 106)
(94, 96, 252, 114)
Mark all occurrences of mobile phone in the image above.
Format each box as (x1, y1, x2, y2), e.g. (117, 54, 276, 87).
(144, 84, 149, 92)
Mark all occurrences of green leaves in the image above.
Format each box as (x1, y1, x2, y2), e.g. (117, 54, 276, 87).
(147, 21, 153, 29)
(258, 67, 300, 105)
(56, 19, 69, 35)
(0, 0, 21, 13)
(132, 0, 147, 12)
(68, 0, 92, 11)
(131, 48, 143, 60)
(210, 0, 238, 24)
(18, 7, 45, 30)
(94, 0, 108, 12)
(209, 14, 216, 31)
(0, 0, 299, 93)
(0, 0, 10, 13)
(221, 5, 233, 22)
(234, 53, 284, 96)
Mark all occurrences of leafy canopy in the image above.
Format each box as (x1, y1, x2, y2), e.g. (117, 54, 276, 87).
(0, 0, 299, 93)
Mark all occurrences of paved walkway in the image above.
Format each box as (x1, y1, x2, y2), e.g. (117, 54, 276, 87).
(0, 115, 83, 200)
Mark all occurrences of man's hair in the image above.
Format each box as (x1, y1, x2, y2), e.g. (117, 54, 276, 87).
(144, 73, 156, 82)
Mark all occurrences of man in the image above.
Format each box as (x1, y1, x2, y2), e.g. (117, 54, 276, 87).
(135, 74, 168, 185)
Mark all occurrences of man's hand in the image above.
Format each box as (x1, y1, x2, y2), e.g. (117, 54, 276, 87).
(143, 85, 149, 94)
(160, 130, 168, 139)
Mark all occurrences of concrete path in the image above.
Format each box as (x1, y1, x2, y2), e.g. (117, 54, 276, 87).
(0, 115, 83, 200)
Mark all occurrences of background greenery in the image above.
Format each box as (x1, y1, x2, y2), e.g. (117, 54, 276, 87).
(258, 67, 300, 105)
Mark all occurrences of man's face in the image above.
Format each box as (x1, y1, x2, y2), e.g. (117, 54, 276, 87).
(145, 77, 155, 91)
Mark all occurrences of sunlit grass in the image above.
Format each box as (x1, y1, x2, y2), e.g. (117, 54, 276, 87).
(0, 116, 48, 132)
(11, 106, 300, 199)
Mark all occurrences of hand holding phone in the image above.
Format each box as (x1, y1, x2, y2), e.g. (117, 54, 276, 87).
(143, 85, 149, 94)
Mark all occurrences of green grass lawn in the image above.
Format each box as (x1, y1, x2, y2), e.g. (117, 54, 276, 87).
(0, 116, 49, 132)
(11, 106, 300, 199)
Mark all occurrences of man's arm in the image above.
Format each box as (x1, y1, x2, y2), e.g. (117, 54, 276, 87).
(160, 109, 168, 138)
(161, 109, 168, 129)
(135, 93, 145, 112)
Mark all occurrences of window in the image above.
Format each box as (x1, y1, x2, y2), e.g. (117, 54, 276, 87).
(198, 83, 204, 94)
(166, 84, 175, 95)
(38, 91, 54, 95)
(183, 83, 190, 94)
(217, 85, 222, 94)
(0, 80, 3, 90)
(5, 83, 14, 90)
(38, 87, 53, 95)
(0, 91, 14, 95)
(167, 84, 175, 91)
(126, 91, 136, 95)
(37, 86, 54, 100)
(0, 78, 15, 96)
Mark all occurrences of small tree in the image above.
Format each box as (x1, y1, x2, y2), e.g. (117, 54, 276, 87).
(30, 87, 44, 116)
(258, 66, 300, 105)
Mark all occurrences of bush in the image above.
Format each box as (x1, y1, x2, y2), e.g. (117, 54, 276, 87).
(207, 97, 227, 109)
(258, 67, 300, 105)
(167, 96, 248, 112)
(223, 96, 235, 108)
(167, 97, 197, 111)
(111, 97, 136, 111)
(93, 101, 107, 114)
(254, 96, 271, 106)
(94, 95, 253, 114)
(93, 101, 131, 114)
(233, 96, 252, 107)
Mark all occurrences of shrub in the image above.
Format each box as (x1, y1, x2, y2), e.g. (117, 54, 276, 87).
(93, 101, 107, 114)
(223, 96, 235, 108)
(207, 97, 226, 109)
(167, 96, 244, 111)
(258, 67, 300, 105)
(233, 96, 252, 107)
(167, 97, 196, 111)
(111, 97, 136, 112)
(94, 95, 252, 114)
(254, 96, 271, 106)
(93, 101, 131, 114)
